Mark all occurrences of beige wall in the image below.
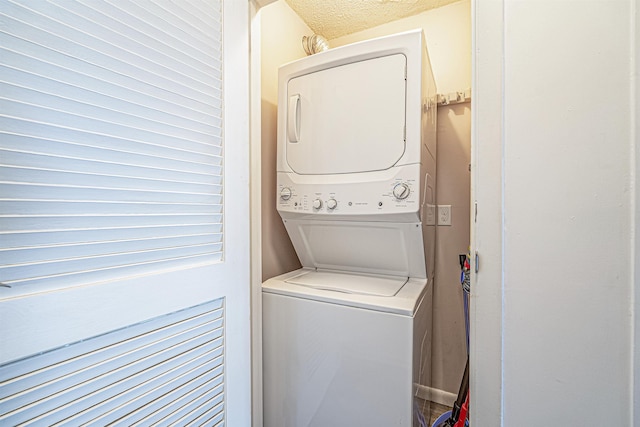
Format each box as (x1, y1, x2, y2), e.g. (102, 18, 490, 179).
(433, 103, 470, 395)
(260, 0, 471, 397)
(259, 1, 308, 281)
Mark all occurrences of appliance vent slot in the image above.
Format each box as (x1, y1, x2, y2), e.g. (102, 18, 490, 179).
(0, 299, 225, 426)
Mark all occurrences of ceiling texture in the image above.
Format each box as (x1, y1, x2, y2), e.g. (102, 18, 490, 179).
(284, 0, 460, 40)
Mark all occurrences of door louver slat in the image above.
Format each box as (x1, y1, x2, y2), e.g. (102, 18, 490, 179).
(0, 299, 226, 426)
(0, 0, 224, 294)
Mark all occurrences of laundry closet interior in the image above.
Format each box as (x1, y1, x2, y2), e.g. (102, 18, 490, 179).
(256, 0, 471, 423)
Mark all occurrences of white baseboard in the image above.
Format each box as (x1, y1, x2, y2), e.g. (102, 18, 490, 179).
(416, 384, 457, 407)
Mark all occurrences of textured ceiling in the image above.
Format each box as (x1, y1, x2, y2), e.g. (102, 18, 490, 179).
(285, 0, 460, 40)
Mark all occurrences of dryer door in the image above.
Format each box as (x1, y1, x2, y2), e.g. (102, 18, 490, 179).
(286, 54, 407, 175)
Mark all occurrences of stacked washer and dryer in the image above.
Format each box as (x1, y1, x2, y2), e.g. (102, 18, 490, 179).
(262, 30, 438, 427)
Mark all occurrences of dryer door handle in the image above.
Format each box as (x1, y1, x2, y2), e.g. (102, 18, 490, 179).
(288, 94, 301, 142)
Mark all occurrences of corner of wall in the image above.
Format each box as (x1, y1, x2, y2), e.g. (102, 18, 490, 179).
(260, 0, 310, 281)
(633, 0, 639, 423)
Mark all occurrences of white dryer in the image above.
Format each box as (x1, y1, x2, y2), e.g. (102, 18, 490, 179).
(263, 29, 437, 427)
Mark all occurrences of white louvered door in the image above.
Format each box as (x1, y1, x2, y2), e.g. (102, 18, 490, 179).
(0, 1, 251, 425)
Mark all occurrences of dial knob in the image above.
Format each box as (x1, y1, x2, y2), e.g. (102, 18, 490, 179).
(280, 187, 292, 201)
(312, 199, 323, 209)
(393, 183, 410, 200)
(326, 199, 337, 210)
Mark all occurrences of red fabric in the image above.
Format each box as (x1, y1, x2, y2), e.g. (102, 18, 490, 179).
(453, 394, 469, 427)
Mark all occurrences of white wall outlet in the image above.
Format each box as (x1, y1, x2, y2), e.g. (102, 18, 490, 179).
(438, 205, 452, 226)
(426, 204, 436, 226)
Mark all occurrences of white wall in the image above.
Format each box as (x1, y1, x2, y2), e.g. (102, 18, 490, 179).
(635, 0, 640, 418)
(473, 0, 637, 425)
(330, 0, 472, 398)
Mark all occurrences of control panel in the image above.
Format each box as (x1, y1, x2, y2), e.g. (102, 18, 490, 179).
(277, 165, 423, 218)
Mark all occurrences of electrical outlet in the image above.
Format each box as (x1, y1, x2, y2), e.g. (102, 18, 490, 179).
(426, 204, 436, 226)
(438, 205, 452, 226)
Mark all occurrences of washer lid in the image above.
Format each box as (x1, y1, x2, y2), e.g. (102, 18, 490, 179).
(285, 269, 407, 297)
(263, 268, 429, 316)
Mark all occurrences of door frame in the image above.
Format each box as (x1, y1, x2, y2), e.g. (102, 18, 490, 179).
(248, 2, 273, 427)
(469, 1, 504, 425)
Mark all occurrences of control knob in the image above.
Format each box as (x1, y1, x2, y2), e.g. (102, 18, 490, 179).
(280, 187, 292, 201)
(393, 183, 410, 200)
(326, 199, 337, 210)
(312, 199, 323, 209)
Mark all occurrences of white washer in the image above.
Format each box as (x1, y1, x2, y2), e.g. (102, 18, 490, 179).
(263, 269, 432, 427)
(263, 29, 437, 427)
